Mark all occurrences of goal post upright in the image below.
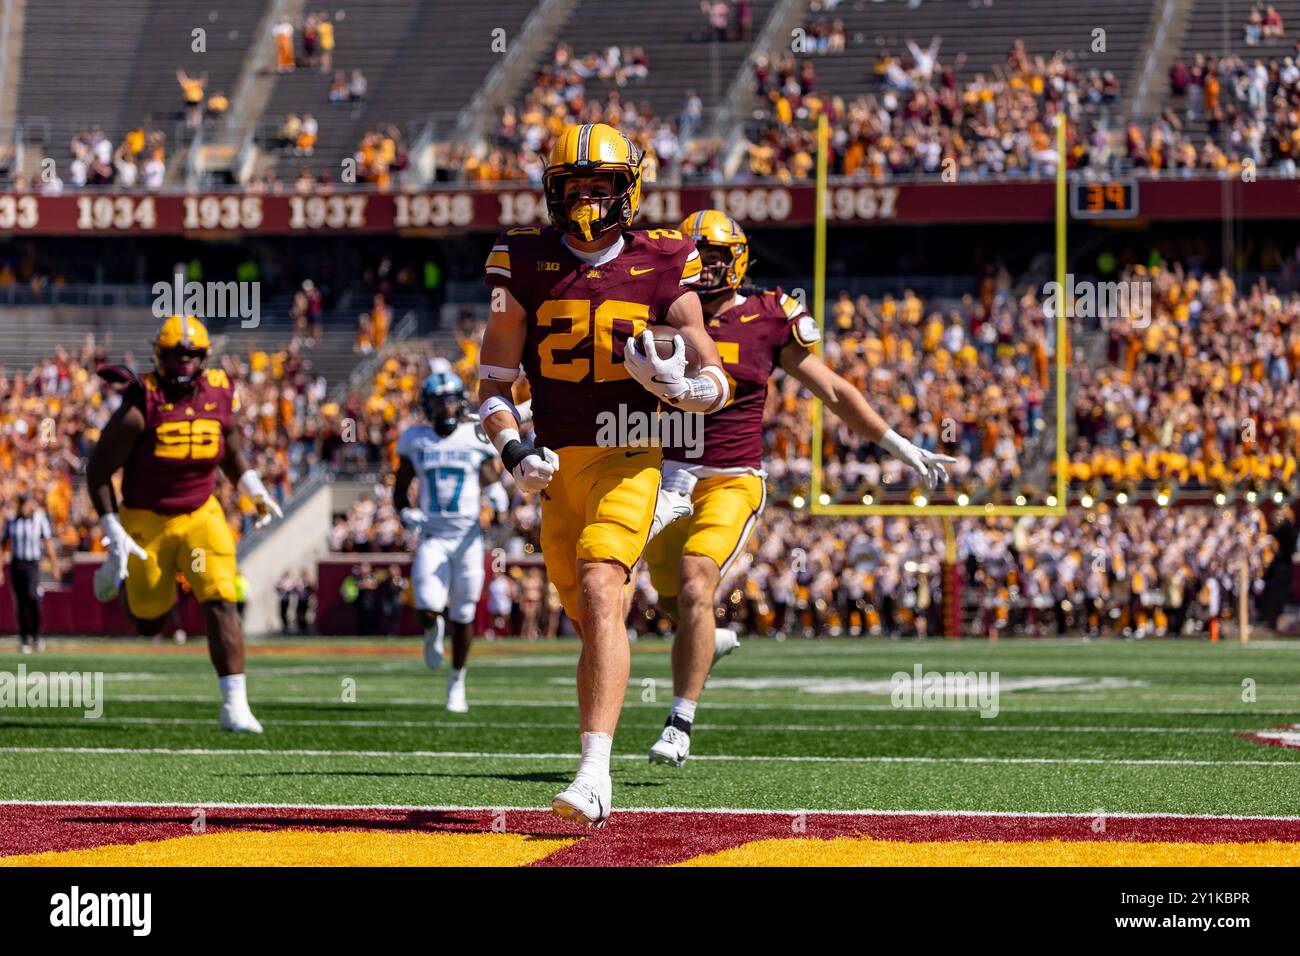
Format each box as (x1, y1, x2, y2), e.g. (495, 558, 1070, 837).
(807, 115, 1070, 519)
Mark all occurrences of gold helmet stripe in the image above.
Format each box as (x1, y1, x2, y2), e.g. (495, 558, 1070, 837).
(689, 210, 706, 239)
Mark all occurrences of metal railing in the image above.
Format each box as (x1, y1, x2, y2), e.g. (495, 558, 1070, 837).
(235, 462, 331, 560)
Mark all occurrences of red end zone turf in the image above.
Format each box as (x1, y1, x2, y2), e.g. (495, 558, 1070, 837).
(2, 804, 1299, 867)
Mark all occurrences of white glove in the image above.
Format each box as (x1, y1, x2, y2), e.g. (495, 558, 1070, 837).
(506, 446, 559, 494)
(647, 488, 694, 543)
(483, 481, 510, 515)
(624, 330, 688, 403)
(879, 430, 957, 491)
(100, 512, 148, 575)
(238, 470, 285, 529)
(400, 507, 428, 531)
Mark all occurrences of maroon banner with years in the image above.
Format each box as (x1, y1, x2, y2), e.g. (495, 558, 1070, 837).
(0, 178, 1293, 235)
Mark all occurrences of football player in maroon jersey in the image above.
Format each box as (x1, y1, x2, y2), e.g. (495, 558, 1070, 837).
(477, 123, 729, 826)
(642, 210, 956, 767)
(86, 315, 282, 733)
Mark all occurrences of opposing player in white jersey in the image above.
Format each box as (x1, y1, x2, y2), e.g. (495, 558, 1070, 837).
(393, 368, 507, 713)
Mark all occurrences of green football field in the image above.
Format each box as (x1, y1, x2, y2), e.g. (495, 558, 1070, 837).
(2, 636, 1298, 816)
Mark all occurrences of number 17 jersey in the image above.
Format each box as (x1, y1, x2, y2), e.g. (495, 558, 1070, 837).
(396, 422, 496, 540)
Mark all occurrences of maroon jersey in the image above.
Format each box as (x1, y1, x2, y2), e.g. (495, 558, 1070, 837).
(120, 369, 237, 514)
(484, 225, 702, 448)
(667, 288, 821, 469)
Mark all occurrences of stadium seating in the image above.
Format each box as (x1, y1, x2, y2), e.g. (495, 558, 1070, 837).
(18, 0, 264, 165)
(258, 1, 537, 174)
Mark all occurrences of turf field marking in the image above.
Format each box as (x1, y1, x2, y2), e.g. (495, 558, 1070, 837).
(106, 694, 1300, 715)
(2, 799, 1299, 821)
(0, 715, 1261, 734)
(2, 746, 1296, 767)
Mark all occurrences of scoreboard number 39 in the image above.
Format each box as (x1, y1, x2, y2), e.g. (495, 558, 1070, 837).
(1070, 180, 1139, 219)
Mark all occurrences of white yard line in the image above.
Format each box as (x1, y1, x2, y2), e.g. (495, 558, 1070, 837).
(1, 745, 1296, 767)
(0, 715, 1259, 733)
(0, 797, 1297, 822)
(104, 694, 1300, 715)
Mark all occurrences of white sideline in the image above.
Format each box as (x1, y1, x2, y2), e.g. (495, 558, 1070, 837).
(0, 798, 1297, 822)
(2, 746, 1298, 767)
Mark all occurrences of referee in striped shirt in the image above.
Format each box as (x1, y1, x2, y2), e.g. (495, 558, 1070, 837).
(1, 493, 59, 653)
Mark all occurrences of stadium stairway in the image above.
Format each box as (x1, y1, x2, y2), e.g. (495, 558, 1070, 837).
(236, 464, 334, 635)
(255, 1, 536, 178)
(16, 0, 265, 167)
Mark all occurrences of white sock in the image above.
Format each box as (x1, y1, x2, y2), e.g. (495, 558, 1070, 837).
(448, 666, 465, 689)
(670, 696, 697, 724)
(576, 731, 612, 782)
(219, 673, 247, 709)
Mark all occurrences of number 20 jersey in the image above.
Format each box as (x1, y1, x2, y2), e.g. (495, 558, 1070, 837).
(396, 421, 496, 540)
(484, 226, 702, 448)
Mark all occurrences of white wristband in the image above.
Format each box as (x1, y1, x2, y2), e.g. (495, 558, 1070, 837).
(238, 469, 269, 499)
(663, 366, 728, 413)
(479, 363, 521, 382)
(491, 427, 522, 456)
(100, 512, 125, 537)
(479, 395, 519, 425)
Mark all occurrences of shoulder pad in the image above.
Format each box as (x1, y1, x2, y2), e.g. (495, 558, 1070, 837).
(205, 368, 232, 390)
(95, 364, 143, 389)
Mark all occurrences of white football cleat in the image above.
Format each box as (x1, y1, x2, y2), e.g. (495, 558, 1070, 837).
(92, 545, 127, 602)
(551, 775, 611, 828)
(219, 704, 264, 734)
(446, 671, 468, 713)
(648, 724, 691, 767)
(713, 627, 740, 664)
(423, 629, 445, 669)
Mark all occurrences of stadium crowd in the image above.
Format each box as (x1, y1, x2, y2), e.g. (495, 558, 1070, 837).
(0, 334, 329, 568)
(1069, 264, 1300, 490)
(743, 37, 1117, 181)
(448, 41, 723, 184)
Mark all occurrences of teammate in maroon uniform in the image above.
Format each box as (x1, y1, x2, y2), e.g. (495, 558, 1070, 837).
(87, 315, 282, 733)
(478, 123, 729, 826)
(643, 210, 955, 766)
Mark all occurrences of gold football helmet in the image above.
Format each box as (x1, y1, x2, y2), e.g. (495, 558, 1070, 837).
(543, 123, 643, 242)
(153, 314, 210, 387)
(681, 209, 749, 293)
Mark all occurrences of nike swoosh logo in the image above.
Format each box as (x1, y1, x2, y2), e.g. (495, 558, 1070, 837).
(624, 450, 645, 457)
(739, 314, 761, 323)
(629, 266, 654, 275)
